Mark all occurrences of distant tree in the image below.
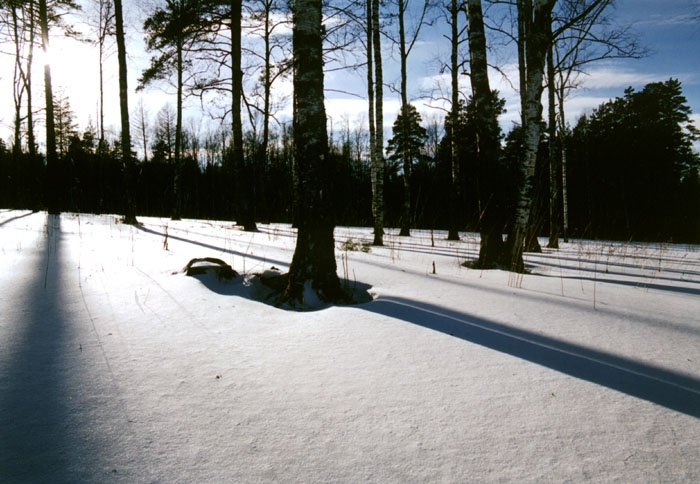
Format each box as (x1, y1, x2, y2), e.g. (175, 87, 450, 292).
(133, 98, 150, 162)
(246, 0, 292, 164)
(152, 104, 177, 163)
(281, 0, 344, 305)
(568, 79, 700, 241)
(84, 0, 114, 143)
(139, 0, 215, 219)
(547, 0, 644, 247)
(446, 0, 465, 240)
(388, 0, 432, 236)
(53, 90, 78, 156)
(386, 103, 428, 231)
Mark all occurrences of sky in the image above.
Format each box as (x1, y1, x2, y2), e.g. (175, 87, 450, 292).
(0, 0, 698, 152)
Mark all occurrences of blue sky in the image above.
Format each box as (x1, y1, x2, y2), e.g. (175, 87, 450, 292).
(343, 0, 700, 135)
(0, 0, 698, 148)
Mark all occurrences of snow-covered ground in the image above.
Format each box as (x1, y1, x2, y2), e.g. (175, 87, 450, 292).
(1, 209, 699, 483)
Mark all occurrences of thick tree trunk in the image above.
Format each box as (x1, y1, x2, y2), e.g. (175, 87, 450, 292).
(114, 0, 138, 224)
(466, 0, 506, 268)
(282, 0, 342, 305)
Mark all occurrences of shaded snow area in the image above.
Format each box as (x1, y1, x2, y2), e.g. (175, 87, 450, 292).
(1, 210, 700, 483)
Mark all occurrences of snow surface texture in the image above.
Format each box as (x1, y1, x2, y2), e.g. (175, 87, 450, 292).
(1, 210, 699, 483)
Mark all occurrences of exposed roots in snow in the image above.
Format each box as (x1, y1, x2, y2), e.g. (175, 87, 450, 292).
(183, 258, 239, 280)
(258, 267, 372, 311)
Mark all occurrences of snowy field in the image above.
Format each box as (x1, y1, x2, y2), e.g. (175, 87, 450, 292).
(1, 209, 699, 483)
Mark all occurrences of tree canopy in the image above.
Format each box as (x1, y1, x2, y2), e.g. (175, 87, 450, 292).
(567, 78, 700, 242)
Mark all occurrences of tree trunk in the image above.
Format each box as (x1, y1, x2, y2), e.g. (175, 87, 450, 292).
(447, 0, 460, 241)
(557, 82, 570, 242)
(466, 0, 506, 268)
(171, 36, 184, 220)
(546, 35, 559, 249)
(39, 0, 59, 214)
(114, 0, 138, 224)
(367, 0, 382, 246)
(11, 5, 24, 157)
(397, 0, 411, 236)
(232, 0, 258, 231)
(510, 0, 555, 272)
(372, 0, 385, 245)
(282, 0, 342, 305)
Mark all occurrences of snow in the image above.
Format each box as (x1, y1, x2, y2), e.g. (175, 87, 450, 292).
(1, 209, 699, 483)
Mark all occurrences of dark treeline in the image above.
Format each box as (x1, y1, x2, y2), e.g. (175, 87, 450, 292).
(1, 78, 699, 243)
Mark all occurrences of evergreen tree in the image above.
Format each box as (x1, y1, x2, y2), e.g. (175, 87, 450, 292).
(386, 103, 428, 233)
(568, 79, 700, 241)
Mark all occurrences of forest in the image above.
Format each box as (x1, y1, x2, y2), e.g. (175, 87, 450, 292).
(1, 0, 699, 249)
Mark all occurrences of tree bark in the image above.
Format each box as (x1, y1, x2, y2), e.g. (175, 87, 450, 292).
(510, 0, 555, 272)
(39, 0, 59, 214)
(546, 34, 559, 249)
(114, 0, 138, 224)
(26, 0, 37, 157)
(447, 0, 461, 241)
(397, 0, 411, 236)
(367, 0, 382, 245)
(466, 0, 506, 268)
(232, 0, 258, 231)
(372, 0, 385, 245)
(282, 0, 342, 305)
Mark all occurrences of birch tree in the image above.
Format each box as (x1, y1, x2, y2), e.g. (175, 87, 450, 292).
(508, 0, 555, 273)
(367, 0, 385, 246)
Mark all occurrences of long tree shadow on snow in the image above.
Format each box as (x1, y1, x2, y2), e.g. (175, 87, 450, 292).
(135, 223, 290, 269)
(0, 209, 37, 227)
(0, 214, 115, 481)
(1, 215, 80, 480)
(362, 296, 700, 419)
